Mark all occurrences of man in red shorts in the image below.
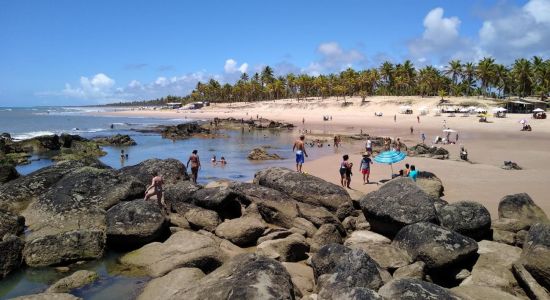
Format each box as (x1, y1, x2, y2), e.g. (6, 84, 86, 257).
(359, 152, 373, 184)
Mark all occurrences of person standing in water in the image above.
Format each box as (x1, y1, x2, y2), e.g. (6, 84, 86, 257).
(187, 150, 201, 183)
(292, 135, 308, 172)
(144, 171, 167, 211)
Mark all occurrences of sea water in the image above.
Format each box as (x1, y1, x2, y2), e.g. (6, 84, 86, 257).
(0, 107, 335, 299)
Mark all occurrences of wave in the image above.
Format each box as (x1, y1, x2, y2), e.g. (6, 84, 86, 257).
(0, 108, 13, 111)
(12, 131, 57, 141)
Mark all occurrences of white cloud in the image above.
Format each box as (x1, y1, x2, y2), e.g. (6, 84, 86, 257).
(60, 73, 116, 99)
(409, 0, 550, 64)
(224, 59, 248, 74)
(303, 42, 366, 75)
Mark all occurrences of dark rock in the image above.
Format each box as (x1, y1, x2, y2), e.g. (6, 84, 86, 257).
(317, 273, 383, 300)
(214, 217, 266, 247)
(520, 223, 550, 290)
(191, 187, 242, 219)
(492, 217, 531, 233)
(119, 158, 189, 185)
(0, 209, 25, 237)
(46, 270, 99, 293)
(378, 278, 459, 300)
(360, 177, 438, 237)
(92, 134, 137, 146)
(499, 193, 549, 228)
(348, 242, 412, 270)
(254, 167, 352, 212)
(437, 201, 491, 240)
(512, 263, 550, 300)
(335, 202, 355, 221)
(163, 181, 201, 210)
(515, 230, 528, 247)
(409, 144, 450, 160)
(257, 229, 294, 245)
(297, 202, 343, 231)
(0, 163, 19, 184)
(311, 243, 383, 291)
(247, 148, 282, 160)
(501, 161, 522, 170)
(0, 234, 24, 279)
(170, 253, 296, 299)
(310, 224, 343, 253)
(106, 199, 167, 247)
(0, 159, 109, 212)
(256, 233, 309, 262)
(392, 222, 478, 270)
(160, 123, 211, 140)
(228, 182, 299, 228)
(292, 217, 317, 237)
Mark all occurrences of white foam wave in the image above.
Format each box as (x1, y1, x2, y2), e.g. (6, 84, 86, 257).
(12, 131, 57, 141)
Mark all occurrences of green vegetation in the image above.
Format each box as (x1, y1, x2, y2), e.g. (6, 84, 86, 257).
(107, 56, 550, 106)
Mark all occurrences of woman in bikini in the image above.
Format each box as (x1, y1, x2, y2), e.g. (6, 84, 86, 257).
(144, 171, 167, 211)
(187, 149, 201, 183)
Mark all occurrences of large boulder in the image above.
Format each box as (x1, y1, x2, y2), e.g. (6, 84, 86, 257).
(91, 134, 136, 146)
(360, 178, 438, 237)
(191, 187, 243, 219)
(392, 222, 478, 270)
(247, 148, 282, 160)
(256, 233, 309, 262)
(169, 254, 296, 300)
(0, 159, 108, 212)
(512, 263, 550, 300)
(393, 261, 426, 280)
(254, 167, 352, 211)
(0, 209, 25, 237)
(309, 224, 343, 252)
(317, 273, 383, 300)
(349, 242, 412, 270)
(451, 286, 524, 300)
(498, 193, 549, 228)
(10, 293, 82, 300)
(106, 199, 167, 247)
(296, 202, 343, 231)
(46, 270, 99, 293)
(311, 244, 383, 291)
(344, 230, 391, 247)
(162, 181, 201, 210)
(520, 223, 550, 290)
(229, 182, 299, 229)
(282, 262, 315, 297)
(138, 268, 205, 300)
(0, 163, 19, 184)
(173, 203, 221, 232)
(214, 216, 266, 247)
(437, 201, 491, 240)
(120, 229, 226, 277)
(416, 171, 444, 198)
(119, 158, 188, 184)
(378, 278, 459, 300)
(0, 234, 24, 279)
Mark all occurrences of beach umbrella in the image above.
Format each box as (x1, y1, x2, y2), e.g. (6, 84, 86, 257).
(475, 108, 487, 113)
(519, 119, 528, 124)
(442, 129, 457, 133)
(374, 150, 407, 177)
(533, 108, 544, 112)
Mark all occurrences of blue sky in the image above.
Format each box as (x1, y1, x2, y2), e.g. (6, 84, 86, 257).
(1, 0, 549, 106)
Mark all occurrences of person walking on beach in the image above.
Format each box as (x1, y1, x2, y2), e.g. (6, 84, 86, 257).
(417, 115, 420, 123)
(187, 150, 201, 183)
(334, 135, 339, 148)
(339, 154, 352, 188)
(421, 133, 426, 144)
(394, 114, 397, 122)
(359, 153, 373, 184)
(292, 135, 308, 172)
(410, 126, 414, 135)
(366, 138, 372, 154)
(144, 171, 167, 211)
(302, 117, 305, 125)
(455, 132, 459, 143)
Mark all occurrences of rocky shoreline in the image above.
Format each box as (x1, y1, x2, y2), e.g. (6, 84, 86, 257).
(0, 156, 548, 299)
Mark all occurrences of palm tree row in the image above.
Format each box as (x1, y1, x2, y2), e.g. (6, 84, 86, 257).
(177, 56, 549, 104)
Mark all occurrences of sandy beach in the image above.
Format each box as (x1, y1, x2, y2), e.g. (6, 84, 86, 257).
(96, 96, 550, 217)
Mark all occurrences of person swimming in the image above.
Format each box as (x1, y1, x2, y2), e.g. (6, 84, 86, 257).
(220, 156, 227, 165)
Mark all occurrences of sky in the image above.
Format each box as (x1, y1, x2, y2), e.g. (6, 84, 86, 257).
(0, 0, 549, 106)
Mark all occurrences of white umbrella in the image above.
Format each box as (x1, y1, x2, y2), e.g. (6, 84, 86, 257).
(475, 108, 487, 113)
(519, 119, 528, 124)
(443, 129, 457, 133)
(492, 107, 507, 112)
(533, 108, 545, 112)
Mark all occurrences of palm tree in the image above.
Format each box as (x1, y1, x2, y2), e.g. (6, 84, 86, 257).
(494, 64, 510, 99)
(512, 58, 533, 97)
(380, 61, 394, 95)
(462, 62, 476, 96)
(260, 66, 275, 87)
(532, 56, 549, 100)
(476, 57, 496, 98)
(444, 60, 462, 96)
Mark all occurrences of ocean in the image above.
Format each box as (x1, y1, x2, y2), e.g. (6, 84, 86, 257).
(0, 107, 330, 183)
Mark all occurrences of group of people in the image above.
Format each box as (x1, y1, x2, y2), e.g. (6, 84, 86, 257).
(397, 163, 418, 181)
(381, 137, 405, 152)
(338, 152, 374, 188)
(211, 155, 227, 166)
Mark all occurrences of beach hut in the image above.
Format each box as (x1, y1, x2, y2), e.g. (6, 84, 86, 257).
(504, 100, 534, 113)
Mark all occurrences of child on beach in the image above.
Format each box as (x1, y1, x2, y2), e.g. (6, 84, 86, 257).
(409, 165, 418, 181)
(360, 153, 373, 184)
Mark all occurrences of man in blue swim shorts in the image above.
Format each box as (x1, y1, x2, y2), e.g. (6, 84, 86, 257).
(292, 135, 308, 172)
